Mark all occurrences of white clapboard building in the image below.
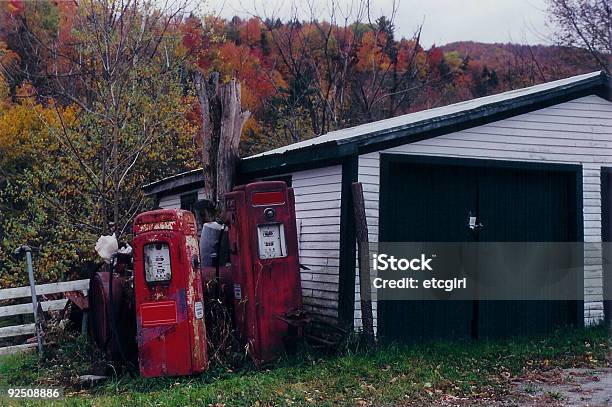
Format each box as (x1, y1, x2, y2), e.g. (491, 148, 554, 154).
(143, 71, 612, 341)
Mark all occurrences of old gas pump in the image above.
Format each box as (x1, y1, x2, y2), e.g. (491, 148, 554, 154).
(132, 209, 208, 377)
(224, 181, 304, 364)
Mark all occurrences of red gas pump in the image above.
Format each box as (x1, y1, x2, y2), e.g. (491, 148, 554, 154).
(224, 181, 304, 364)
(132, 209, 208, 377)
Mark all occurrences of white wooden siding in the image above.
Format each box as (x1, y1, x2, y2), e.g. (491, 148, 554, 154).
(158, 189, 206, 209)
(292, 166, 343, 322)
(158, 194, 181, 209)
(355, 95, 612, 328)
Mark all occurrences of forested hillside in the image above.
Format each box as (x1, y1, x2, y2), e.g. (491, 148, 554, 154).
(0, 0, 603, 286)
(440, 41, 597, 88)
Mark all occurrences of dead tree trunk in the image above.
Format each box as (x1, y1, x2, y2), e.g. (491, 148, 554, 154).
(352, 182, 375, 347)
(194, 72, 250, 221)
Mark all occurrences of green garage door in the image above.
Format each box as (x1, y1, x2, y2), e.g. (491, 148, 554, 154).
(378, 156, 581, 342)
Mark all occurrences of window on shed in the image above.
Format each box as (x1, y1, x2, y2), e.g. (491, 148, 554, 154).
(180, 192, 198, 214)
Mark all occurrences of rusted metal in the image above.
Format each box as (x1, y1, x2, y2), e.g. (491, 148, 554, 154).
(64, 291, 89, 311)
(132, 209, 208, 377)
(223, 181, 304, 365)
(304, 319, 347, 349)
(88, 271, 136, 362)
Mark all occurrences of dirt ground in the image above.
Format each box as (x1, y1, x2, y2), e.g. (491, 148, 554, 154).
(431, 366, 612, 407)
(507, 367, 612, 406)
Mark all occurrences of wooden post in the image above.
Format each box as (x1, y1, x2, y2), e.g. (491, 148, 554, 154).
(351, 182, 375, 346)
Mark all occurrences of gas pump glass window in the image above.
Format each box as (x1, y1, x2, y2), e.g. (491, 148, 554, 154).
(257, 223, 287, 259)
(144, 243, 172, 282)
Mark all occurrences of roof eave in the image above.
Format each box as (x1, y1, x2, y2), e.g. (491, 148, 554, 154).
(142, 169, 204, 196)
(238, 141, 358, 178)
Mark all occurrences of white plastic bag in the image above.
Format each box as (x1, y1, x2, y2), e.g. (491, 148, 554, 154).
(95, 233, 118, 263)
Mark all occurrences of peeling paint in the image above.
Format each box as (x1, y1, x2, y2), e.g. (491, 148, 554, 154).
(132, 209, 208, 377)
(222, 182, 304, 365)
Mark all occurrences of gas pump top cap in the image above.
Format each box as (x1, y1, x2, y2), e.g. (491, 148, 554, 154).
(233, 181, 288, 192)
(133, 209, 197, 235)
(239, 181, 288, 206)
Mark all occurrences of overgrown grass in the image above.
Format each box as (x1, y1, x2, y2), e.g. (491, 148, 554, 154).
(1, 324, 609, 406)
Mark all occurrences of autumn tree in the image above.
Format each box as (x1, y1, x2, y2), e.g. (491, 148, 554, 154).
(547, 0, 611, 73)
(351, 20, 425, 121)
(0, 93, 88, 287)
(258, 2, 369, 139)
(254, 1, 438, 141)
(2, 0, 198, 237)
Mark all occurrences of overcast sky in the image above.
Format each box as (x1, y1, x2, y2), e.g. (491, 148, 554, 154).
(205, 0, 555, 48)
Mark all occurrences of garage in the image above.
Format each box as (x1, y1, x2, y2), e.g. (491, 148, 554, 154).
(378, 155, 582, 341)
(148, 71, 610, 334)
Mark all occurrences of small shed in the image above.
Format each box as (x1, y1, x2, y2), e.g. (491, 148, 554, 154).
(143, 71, 612, 339)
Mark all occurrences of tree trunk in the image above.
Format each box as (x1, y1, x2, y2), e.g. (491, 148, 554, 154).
(194, 72, 250, 221)
(352, 182, 375, 347)
(216, 79, 250, 209)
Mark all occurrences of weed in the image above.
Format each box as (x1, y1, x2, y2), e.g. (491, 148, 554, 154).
(546, 390, 564, 400)
(523, 384, 538, 394)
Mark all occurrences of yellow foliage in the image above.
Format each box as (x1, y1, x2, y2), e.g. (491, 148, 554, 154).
(0, 97, 80, 169)
(241, 116, 260, 139)
(0, 74, 9, 102)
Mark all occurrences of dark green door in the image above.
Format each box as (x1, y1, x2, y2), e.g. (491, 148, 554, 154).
(379, 163, 477, 341)
(378, 156, 580, 342)
(475, 167, 579, 338)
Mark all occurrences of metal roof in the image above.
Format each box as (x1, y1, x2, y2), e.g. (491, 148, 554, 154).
(142, 167, 203, 196)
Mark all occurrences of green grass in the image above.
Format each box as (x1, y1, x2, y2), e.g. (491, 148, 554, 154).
(0, 325, 609, 406)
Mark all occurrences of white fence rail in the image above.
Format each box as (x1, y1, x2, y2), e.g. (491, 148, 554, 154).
(0, 279, 89, 356)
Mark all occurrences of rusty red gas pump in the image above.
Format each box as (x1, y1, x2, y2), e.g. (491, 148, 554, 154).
(131, 209, 208, 377)
(224, 181, 304, 364)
